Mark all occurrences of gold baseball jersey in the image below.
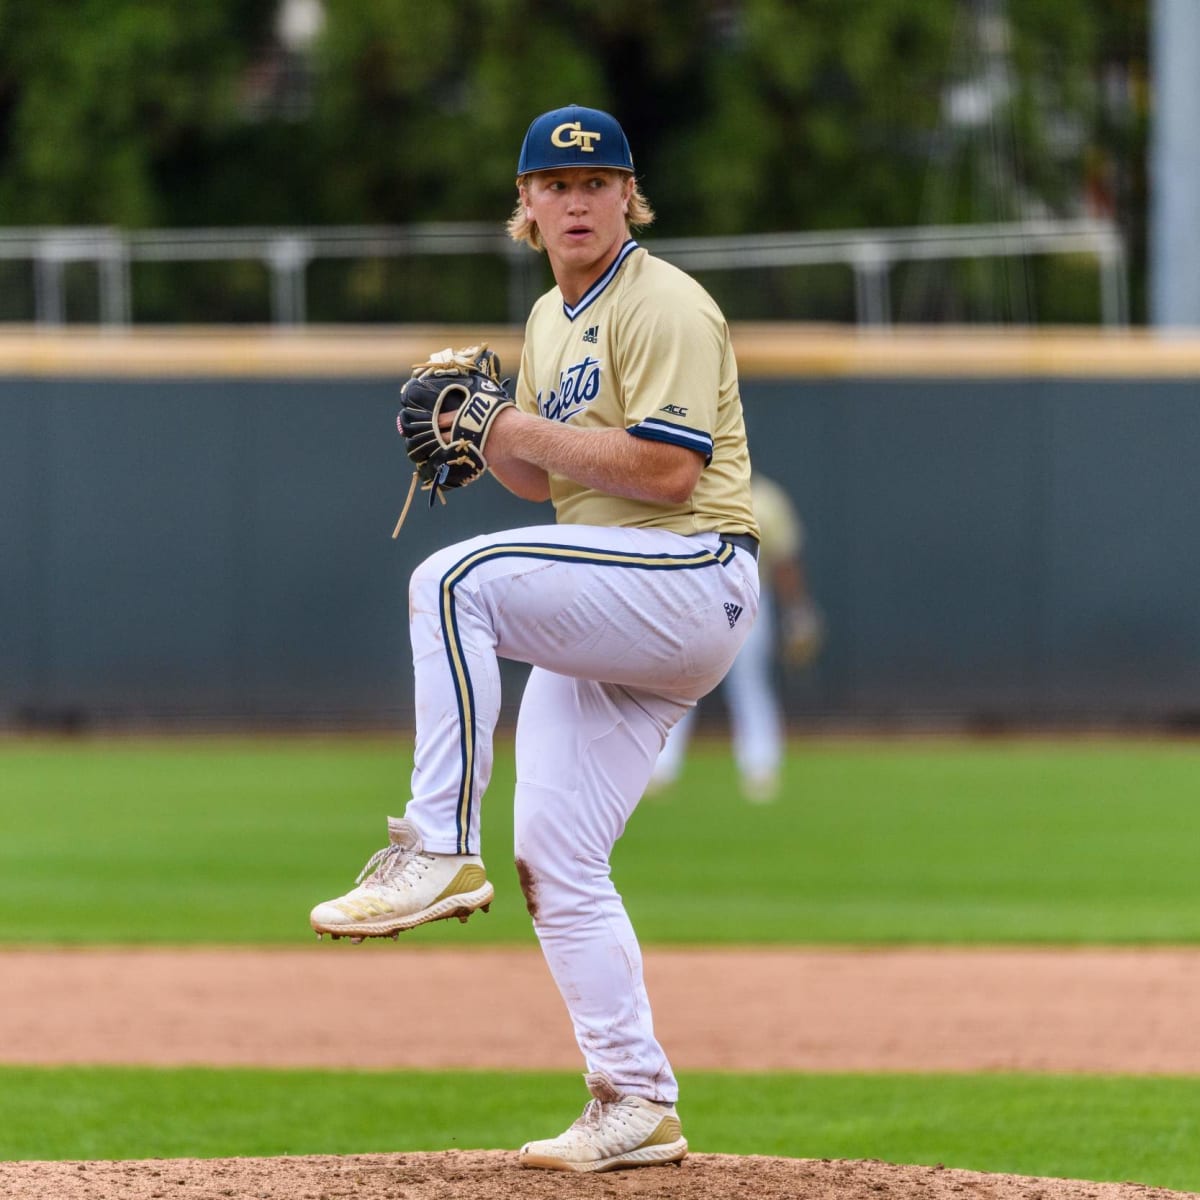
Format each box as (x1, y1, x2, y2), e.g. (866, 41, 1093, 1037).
(514, 240, 758, 539)
(750, 474, 804, 574)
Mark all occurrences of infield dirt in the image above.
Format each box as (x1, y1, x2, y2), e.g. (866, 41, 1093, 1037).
(3, 946, 1199, 1199)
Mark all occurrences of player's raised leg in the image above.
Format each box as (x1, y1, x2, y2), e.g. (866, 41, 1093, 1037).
(312, 523, 756, 943)
(403, 522, 756, 855)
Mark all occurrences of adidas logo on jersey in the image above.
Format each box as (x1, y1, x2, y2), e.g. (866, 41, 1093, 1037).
(724, 602, 743, 628)
(582, 324, 599, 344)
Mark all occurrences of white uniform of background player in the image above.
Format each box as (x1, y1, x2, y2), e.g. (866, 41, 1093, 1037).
(310, 105, 760, 1172)
(651, 473, 822, 801)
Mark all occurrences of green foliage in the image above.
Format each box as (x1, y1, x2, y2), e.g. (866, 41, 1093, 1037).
(2, 737, 1200, 945)
(2, 1066, 1199, 1190)
(312, 0, 610, 224)
(0, 1, 1150, 319)
(0, 1, 279, 225)
(0, 4, 1145, 232)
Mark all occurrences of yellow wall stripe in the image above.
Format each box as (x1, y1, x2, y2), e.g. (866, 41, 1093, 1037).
(3, 326, 1200, 379)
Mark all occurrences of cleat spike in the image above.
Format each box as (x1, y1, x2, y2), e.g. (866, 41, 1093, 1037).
(350, 936, 364, 945)
(390, 932, 400, 941)
(315, 932, 323, 940)
(481, 903, 491, 914)
(331, 933, 342, 940)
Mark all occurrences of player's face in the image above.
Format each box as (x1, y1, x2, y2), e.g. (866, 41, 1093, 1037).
(522, 168, 635, 300)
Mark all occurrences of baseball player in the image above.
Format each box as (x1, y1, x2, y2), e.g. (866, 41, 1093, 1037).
(309, 104, 760, 1173)
(650, 473, 823, 801)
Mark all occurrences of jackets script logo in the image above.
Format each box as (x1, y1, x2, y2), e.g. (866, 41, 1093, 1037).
(538, 356, 601, 422)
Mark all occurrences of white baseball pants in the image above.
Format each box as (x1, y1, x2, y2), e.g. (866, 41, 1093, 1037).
(403, 523, 759, 1102)
(656, 584, 783, 785)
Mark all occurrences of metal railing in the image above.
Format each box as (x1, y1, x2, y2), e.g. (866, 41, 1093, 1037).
(0, 217, 1127, 327)
(653, 218, 1129, 328)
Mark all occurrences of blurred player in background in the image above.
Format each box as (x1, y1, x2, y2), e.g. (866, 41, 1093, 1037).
(650, 473, 822, 802)
(309, 105, 760, 1172)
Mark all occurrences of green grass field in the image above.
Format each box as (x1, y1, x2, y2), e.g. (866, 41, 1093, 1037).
(2, 1068, 1199, 1192)
(2, 736, 1199, 944)
(3, 735, 1199, 1188)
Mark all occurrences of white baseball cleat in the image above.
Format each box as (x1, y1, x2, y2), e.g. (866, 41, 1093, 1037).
(309, 817, 493, 940)
(519, 1071, 687, 1173)
(742, 769, 780, 804)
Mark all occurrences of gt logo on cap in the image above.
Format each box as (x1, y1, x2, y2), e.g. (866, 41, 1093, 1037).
(517, 105, 632, 174)
(551, 121, 601, 152)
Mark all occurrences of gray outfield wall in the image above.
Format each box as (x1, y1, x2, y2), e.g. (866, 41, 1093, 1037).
(2, 358, 1198, 728)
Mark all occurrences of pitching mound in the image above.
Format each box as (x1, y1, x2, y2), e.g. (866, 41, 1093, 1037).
(2, 1151, 1195, 1200)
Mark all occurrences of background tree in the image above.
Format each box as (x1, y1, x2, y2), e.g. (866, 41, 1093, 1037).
(0, 0, 1150, 322)
(0, 0, 280, 225)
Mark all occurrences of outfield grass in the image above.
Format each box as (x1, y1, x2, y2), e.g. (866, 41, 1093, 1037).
(4, 736, 1199, 1187)
(1, 1067, 1197, 1191)
(1, 736, 1199, 944)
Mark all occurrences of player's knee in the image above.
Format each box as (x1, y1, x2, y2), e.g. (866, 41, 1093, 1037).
(514, 804, 612, 926)
(410, 544, 453, 594)
(408, 538, 478, 616)
(512, 804, 565, 878)
(513, 850, 609, 931)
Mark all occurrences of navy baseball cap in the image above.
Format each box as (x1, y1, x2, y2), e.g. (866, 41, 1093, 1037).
(516, 105, 634, 175)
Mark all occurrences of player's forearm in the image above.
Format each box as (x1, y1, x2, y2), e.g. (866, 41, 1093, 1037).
(488, 409, 702, 504)
(489, 455, 552, 502)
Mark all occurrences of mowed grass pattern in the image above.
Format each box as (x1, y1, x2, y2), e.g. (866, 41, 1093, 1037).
(2, 1067, 1199, 1192)
(2, 736, 1199, 944)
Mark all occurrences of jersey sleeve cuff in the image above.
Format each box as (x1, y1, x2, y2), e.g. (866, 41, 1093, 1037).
(627, 419, 714, 464)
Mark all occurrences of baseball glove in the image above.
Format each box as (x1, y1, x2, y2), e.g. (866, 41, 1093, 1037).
(392, 344, 515, 536)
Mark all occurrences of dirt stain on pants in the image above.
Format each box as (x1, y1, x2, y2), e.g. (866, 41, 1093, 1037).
(514, 858, 539, 920)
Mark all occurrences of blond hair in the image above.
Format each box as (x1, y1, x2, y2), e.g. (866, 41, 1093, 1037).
(506, 174, 656, 251)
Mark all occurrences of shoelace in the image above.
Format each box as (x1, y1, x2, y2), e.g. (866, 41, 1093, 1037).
(355, 842, 420, 887)
(573, 1099, 633, 1133)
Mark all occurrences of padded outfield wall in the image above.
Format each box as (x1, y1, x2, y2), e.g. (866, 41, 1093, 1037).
(1, 327, 1198, 729)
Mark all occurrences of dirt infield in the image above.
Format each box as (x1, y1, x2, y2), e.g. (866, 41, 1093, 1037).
(3, 946, 1199, 1199)
(4, 1152, 1196, 1200)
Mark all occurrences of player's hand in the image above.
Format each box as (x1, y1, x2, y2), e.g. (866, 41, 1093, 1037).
(391, 343, 515, 537)
(397, 343, 514, 494)
(780, 599, 824, 666)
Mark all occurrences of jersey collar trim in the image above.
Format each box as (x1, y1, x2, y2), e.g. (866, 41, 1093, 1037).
(561, 239, 639, 321)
